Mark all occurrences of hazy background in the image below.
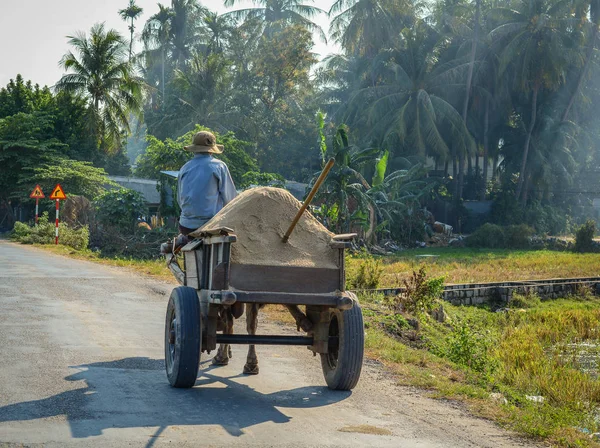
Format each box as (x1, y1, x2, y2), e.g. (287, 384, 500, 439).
(0, 0, 338, 87)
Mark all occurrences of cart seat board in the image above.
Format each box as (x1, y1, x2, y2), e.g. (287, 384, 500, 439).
(229, 264, 342, 294)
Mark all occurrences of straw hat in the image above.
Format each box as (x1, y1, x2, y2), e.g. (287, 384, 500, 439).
(184, 131, 224, 154)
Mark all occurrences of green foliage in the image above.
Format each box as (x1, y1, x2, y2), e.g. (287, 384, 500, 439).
(135, 125, 257, 185)
(11, 213, 89, 250)
(574, 220, 596, 253)
(347, 251, 384, 289)
(240, 171, 285, 189)
(55, 23, 143, 152)
(504, 224, 535, 249)
(400, 267, 445, 314)
(94, 188, 148, 233)
(440, 322, 497, 376)
(26, 159, 111, 200)
(509, 291, 542, 309)
(466, 223, 506, 248)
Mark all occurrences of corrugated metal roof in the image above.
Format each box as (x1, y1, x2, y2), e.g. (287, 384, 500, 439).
(160, 170, 180, 179)
(107, 176, 161, 205)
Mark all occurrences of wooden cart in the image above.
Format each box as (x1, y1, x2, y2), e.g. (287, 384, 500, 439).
(163, 227, 364, 391)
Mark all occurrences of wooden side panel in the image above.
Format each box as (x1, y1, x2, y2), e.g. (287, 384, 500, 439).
(229, 264, 341, 294)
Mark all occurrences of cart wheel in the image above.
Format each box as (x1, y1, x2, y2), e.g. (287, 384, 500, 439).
(165, 286, 201, 388)
(320, 299, 364, 391)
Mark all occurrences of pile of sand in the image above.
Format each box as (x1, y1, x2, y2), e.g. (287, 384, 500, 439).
(196, 187, 338, 269)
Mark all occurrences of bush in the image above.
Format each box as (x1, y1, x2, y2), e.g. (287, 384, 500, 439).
(394, 267, 445, 314)
(440, 322, 496, 375)
(574, 219, 596, 253)
(509, 291, 541, 309)
(466, 223, 505, 248)
(95, 188, 148, 233)
(504, 224, 534, 249)
(11, 213, 89, 250)
(347, 253, 384, 289)
(89, 225, 171, 259)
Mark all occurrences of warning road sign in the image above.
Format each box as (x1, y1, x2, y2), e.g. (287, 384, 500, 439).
(49, 184, 67, 200)
(29, 185, 45, 199)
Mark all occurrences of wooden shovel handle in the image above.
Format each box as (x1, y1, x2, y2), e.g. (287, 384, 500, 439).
(282, 158, 335, 243)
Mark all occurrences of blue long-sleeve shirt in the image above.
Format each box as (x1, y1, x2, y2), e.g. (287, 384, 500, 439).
(177, 154, 237, 229)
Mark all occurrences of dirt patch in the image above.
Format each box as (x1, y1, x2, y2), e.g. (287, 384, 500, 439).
(196, 187, 337, 269)
(338, 424, 393, 436)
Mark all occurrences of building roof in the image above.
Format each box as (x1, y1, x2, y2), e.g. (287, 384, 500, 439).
(107, 176, 160, 205)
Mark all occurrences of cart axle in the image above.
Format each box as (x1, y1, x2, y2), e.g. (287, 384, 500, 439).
(215, 334, 315, 346)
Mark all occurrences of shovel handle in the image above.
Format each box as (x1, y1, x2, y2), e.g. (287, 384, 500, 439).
(282, 158, 335, 243)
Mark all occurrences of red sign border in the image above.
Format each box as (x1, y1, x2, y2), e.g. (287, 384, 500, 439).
(49, 183, 67, 200)
(29, 184, 45, 199)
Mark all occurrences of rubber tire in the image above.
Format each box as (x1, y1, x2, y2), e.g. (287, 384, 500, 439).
(320, 301, 364, 391)
(165, 286, 201, 388)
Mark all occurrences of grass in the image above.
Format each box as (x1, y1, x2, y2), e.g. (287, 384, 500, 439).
(358, 288, 600, 448)
(31, 244, 173, 281)
(347, 248, 600, 287)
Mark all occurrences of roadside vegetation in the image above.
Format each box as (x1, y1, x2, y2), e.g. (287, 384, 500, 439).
(362, 290, 600, 447)
(346, 248, 600, 287)
(269, 270, 600, 447)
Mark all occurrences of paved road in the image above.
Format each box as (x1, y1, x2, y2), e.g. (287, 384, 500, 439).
(0, 241, 535, 447)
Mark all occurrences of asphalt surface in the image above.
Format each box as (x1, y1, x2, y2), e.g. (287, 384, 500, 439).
(0, 241, 537, 447)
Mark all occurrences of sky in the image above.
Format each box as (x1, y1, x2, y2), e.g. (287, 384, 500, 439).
(0, 0, 339, 88)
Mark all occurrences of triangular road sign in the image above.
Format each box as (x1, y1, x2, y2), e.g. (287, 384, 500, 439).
(29, 185, 45, 199)
(49, 184, 67, 200)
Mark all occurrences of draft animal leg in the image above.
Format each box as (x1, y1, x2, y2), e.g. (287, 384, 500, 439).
(243, 303, 260, 375)
(212, 309, 233, 366)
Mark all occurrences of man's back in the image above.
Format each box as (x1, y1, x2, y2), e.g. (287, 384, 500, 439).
(178, 154, 236, 230)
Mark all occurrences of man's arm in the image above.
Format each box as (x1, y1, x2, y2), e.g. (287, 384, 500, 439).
(218, 163, 237, 205)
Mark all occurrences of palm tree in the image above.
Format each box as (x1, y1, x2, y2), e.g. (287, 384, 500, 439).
(56, 23, 143, 151)
(224, 0, 327, 41)
(142, 4, 174, 101)
(329, 0, 415, 57)
(119, 0, 144, 62)
(561, 0, 600, 122)
(201, 11, 234, 55)
(169, 0, 206, 67)
(346, 22, 474, 167)
(489, 0, 574, 201)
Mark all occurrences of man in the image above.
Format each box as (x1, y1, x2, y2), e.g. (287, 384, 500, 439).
(177, 131, 237, 235)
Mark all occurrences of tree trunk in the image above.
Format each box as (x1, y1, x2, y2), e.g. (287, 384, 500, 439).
(444, 160, 449, 177)
(562, 27, 597, 122)
(458, 0, 479, 204)
(515, 85, 539, 201)
(522, 170, 531, 204)
(129, 27, 134, 62)
(492, 152, 499, 182)
(161, 46, 166, 103)
(462, 0, 480, 123)
(468, 152, 473, 174)
(481, 96, 490, 200)
(458, 154, 465, 201)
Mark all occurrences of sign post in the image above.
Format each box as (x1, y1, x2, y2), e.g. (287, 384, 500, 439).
(29, 185, 45, 225)
(49, 184, 67, 245)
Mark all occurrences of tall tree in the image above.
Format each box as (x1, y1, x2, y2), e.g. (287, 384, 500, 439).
(489, 0, 574, 201)
(142, 4, 174, 101)
(119, 0, 144, 62)
(561, 0, 600, 122)
(56, 23, 143, 151)
(224, 0, 326, 41)
(329, 0, 415, 57)
(344, 22, 474, 165)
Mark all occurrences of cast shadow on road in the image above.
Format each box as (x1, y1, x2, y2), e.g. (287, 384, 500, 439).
(0, 357, 351, 444)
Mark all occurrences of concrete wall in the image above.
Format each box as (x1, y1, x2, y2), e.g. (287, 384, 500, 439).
(358, 277, 600, 307)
